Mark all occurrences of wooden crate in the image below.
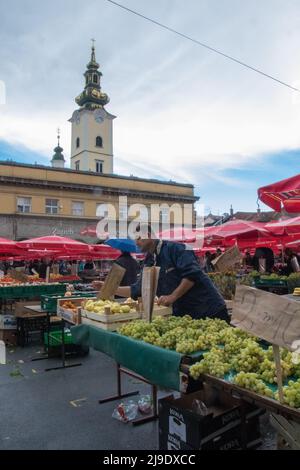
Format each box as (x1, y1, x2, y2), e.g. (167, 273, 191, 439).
(57, 298, 88, 325)
(81, 316, 136, 331)
(152, 305, 172, 318)
(81, 308, 141, 323)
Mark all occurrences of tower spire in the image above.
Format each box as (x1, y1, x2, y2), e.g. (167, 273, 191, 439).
(57, 127, 60, 147)
(75, 41, 110, 110)
(51, 128, 65, 168)
(91, 38, 96, 63)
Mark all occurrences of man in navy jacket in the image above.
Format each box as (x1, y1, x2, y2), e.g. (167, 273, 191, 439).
(96, 225, 229, 321)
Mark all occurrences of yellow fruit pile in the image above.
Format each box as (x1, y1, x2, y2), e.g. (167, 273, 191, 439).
(84, 299, 133, 315)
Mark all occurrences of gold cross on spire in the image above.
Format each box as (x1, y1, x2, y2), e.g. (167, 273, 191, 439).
(91, 38, 96, 48)
(57, 127, 60, 146)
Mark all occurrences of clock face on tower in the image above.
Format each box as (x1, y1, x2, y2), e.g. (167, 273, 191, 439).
(94, 108, 105, 123)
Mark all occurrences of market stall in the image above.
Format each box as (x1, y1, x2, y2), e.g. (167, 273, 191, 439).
(69, 282, 300, 449)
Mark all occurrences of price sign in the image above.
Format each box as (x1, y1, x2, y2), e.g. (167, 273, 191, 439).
(232, 285, 300, 352)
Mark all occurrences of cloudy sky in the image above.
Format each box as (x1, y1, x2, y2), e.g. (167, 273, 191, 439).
(1, 0, 300, 214)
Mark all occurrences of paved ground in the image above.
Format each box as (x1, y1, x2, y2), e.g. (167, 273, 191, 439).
(0, 340, 277, 450)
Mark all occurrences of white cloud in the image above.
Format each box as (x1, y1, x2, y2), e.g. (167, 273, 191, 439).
(1, 0, 300, 196)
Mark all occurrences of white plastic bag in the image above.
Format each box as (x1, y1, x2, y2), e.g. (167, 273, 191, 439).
(112, 400, 138, 423)
(138, 395, 152, 414)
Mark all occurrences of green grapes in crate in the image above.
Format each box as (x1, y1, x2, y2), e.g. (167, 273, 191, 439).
(231, 341, 265, 373)
(275, 380, 300, 408)
(258, 358, 293, 384)
(233, 372, 274, 398)
(190, 348, 231, 379)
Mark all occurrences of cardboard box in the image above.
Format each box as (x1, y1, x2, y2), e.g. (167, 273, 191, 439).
(158, 387, 262, 450)
(0, 329, 17, 346)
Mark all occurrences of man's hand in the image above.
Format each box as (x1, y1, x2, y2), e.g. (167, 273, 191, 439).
(157, 294, 177, 307)
(92, 280, 104, 291)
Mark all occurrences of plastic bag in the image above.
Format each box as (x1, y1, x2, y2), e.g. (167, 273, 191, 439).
(112, 400, 138, 423)
(138, 395, 152, 415)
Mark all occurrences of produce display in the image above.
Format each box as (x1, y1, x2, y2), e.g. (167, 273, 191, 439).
(208, 272, 236, 300)
(275, 380, 300, 408)
(0, 274, 79, 287)
(49, 274, 80, 282)
(119, 316, 300, 408)
(83, 299, 135, 315)
(233, 372, 274, 398)
(119, 316, 231, 352)
(61, 300, 78, 313)
(208, 271, 300, 299)
(73, 283, 95, 292)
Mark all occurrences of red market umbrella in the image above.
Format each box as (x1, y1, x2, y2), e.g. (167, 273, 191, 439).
(80, 225, 109, 239)
(258, 174, 300, 213)
(17, 236, 91, 253)
(204, 220, 269, 243)
(158, 227, 204, 243)
(89, 244, 121, 260)
(0, 237, 19, 252)
(265, 217, 300, 236)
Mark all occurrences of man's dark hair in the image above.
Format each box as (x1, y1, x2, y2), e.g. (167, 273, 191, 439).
(135, 223, 157, 239)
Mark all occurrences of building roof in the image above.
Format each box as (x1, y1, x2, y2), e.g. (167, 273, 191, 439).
(0, 160, 198, 204)
(232, 211, 282, 222)
(0, 160, 194, 189)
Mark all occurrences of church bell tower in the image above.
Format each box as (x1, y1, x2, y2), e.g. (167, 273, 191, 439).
(69, 41, 116, 174)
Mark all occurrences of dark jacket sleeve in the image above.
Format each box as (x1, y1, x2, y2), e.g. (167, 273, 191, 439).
(169, 243, 202, 283)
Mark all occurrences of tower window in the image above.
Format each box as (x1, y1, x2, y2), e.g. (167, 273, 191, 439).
(95, 160, 104, 174)
(75, 161, 80, 171)
(96, 136, 103, 148)
(93, 74, 98, 84)
(76, 137, 80, 148)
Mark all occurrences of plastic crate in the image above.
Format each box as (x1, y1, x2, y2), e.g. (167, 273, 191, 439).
(44, 329, 73, 347)
(254, 278, 287, 287)
(41, 292, 97, 313)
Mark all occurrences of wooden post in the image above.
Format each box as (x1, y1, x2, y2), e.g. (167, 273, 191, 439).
(46, 266, 50, 284)
(273, 344, 284, 404)
(142, 266, 160, 322)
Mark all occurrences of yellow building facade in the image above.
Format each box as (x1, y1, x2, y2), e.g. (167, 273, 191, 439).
(0, 161, 197, 241)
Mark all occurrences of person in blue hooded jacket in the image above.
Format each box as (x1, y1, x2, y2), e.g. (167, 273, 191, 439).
(93, 224, 229, 321)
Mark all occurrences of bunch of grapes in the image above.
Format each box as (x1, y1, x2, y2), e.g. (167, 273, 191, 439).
(258, 358, 293, 384)
(231, 341, 265, 373)
(190, 348, 231, 379)
(156, 331, 179, 349)
(119, 320, 157, 340)
(142, 330, 161, 345)
(275, 380, 300, 408)
(234, 372, 274, 398)
(232, 328, 258, 342)
(222, 335, 248, 355)
(176, 340, 198, 354)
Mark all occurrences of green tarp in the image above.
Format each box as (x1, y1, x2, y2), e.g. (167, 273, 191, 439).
(71, 324, 183, 390)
